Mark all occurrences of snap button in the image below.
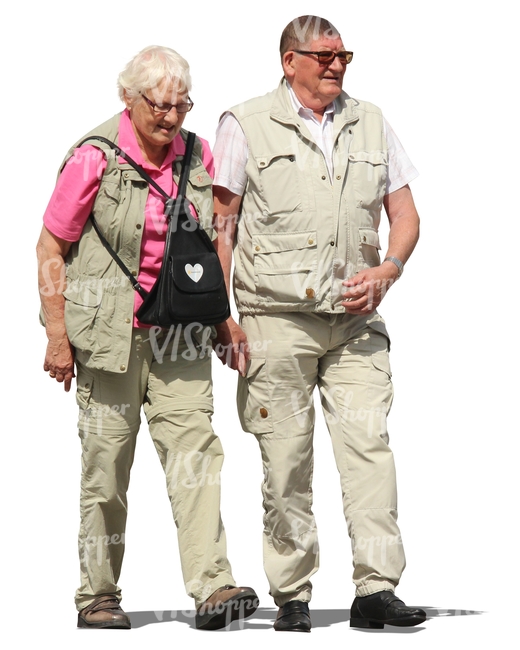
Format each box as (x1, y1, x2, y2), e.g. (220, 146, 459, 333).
(289, 156, 295, 162)
(259, 407, 268, 418)
(363, 235, 367, 242)
(255, 245, 261, 252)
(330, 240, 335, 246)
(125, 318, 131, 324)
(321, 175, 326, 180)
(124, 172, 129, 179)
(306, 288, 315, 299)
(259, 161, 266, 167)
(131, 270, 137, 276)
(120, 365, 126, 371)
(136, 223, 142, 229)
(336, 175, 341, 180)
(308, 238, 314, 245)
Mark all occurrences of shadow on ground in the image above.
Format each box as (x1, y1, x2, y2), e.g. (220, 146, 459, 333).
(127, 606, 484, 632)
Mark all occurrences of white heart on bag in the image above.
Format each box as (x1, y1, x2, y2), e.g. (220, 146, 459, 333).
(185, 263, 204, 283)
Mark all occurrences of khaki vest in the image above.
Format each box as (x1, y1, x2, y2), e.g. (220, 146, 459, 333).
(61, 113, 214, 373)
(230, 79, 388, 314)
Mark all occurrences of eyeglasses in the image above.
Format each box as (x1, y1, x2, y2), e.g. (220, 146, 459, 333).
(140, 93, 194, 114)
(293, 50, 354, 65)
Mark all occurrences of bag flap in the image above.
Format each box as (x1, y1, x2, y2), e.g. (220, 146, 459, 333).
(170, 253, 224, 293)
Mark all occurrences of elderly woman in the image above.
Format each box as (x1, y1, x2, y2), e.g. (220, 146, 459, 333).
(36, 45, 257, 630)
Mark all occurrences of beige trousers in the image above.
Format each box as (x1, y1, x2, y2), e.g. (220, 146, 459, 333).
(74, 327, 234, 610)
(238, 312, 406, 606)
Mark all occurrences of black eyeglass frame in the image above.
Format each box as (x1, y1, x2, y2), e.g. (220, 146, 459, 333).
(139, 92, 194, 114)
(293, 50, 354, 65)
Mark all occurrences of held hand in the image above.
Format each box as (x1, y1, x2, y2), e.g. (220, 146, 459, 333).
(213, 317, 250, 376)
(342, 264, 398, 315)
(44, 334, 75, 392)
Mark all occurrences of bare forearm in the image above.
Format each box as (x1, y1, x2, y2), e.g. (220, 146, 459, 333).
(213, 186, 241, 296)
(382, 184, 420, 273)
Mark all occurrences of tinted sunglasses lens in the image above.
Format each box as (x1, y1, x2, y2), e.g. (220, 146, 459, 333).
(317, 52, 335, 64)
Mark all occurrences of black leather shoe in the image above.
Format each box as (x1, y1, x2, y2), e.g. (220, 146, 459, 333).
(350, 591, 426, 628)
(274, 601, 311, 632)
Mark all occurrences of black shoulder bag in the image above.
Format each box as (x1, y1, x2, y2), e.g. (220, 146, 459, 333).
(78, 132, 230, 327)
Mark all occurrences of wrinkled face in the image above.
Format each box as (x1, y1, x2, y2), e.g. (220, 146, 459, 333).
(283, 35, 347, 111)
(124, 79, 188, 157)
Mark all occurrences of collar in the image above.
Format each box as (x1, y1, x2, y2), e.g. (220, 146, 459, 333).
(270, 78, 359, 130)
(286, 82, 335, 123)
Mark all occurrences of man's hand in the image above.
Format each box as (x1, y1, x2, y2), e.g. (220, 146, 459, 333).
(44, 331, 75, 392)
(213, 317, 249, 376)
(342, 262, 398, 314)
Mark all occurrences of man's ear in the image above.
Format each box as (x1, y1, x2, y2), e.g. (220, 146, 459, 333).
(282, 51, 296, 82)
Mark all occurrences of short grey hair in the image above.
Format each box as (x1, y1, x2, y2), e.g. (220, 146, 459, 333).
(117, 45, 192, 101)
(280, 16, 341, 58)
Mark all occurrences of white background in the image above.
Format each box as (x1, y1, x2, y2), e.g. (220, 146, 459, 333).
(1, 0, 517, 648)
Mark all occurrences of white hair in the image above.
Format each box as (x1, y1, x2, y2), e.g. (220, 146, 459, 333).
(117, 45, 192, 101)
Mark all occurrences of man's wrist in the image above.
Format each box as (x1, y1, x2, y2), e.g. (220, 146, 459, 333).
(383, 256, 404, 278)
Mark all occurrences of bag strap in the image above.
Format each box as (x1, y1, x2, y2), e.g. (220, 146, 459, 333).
(76, 132, 196, 297)
(77, 131, 196, 202)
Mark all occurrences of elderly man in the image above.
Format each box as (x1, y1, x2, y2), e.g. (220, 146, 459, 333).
(212, 16, 426, 632)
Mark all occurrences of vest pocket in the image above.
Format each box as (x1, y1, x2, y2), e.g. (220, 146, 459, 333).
(347, 150, 388, 207)
(255, 153, 302, 215)
(63, 279, 103, 352)
(252, 231, 317, 303)
(358, 227, 381, 269)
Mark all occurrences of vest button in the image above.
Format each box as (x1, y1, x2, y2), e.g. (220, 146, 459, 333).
(255, 245, 261, 252)
(259, 407, 269, 418)
(125, 318, 131, 324)
(131, 270, 137, 276)
(321, 175, 326, 180)
(306, 288, 315, 299)
(330, 241, 335, 246)
(136, 223, 142, 229)
(124, 172, 129, 179)
(120, 365, 126, 371)
(289, 156, 295, 162)
(363, 235, 367, 242)
(336, 175, 341, 180)
(308, 238, 314, 245)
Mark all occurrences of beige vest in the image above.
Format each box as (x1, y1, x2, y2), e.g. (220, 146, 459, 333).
(61, 113, 214, 373)
(229, 79, 388, 314)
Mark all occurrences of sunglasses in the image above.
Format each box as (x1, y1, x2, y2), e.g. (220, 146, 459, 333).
(293, 50, 354, 65)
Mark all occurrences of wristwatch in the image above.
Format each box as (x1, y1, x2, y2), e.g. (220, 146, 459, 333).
(383, 256, 404, 278)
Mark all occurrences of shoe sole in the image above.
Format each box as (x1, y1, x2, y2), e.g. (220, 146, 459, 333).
(196, 592, 259, 630)
(77, 615, 131, 629)
(350, 614, 426, 629)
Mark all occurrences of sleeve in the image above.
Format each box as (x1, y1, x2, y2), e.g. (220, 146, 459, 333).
(384, 118, 419, 195)
(43, 145, 107, 242)
(198, 136, 215, 179)
(212, 112, 248, 196)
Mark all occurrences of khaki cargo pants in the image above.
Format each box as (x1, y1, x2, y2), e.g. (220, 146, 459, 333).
(238, 312, 406, 606)
(74, 327, 235, 610)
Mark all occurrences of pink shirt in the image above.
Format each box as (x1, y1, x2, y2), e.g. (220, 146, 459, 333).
(43, 109, 214, 327)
